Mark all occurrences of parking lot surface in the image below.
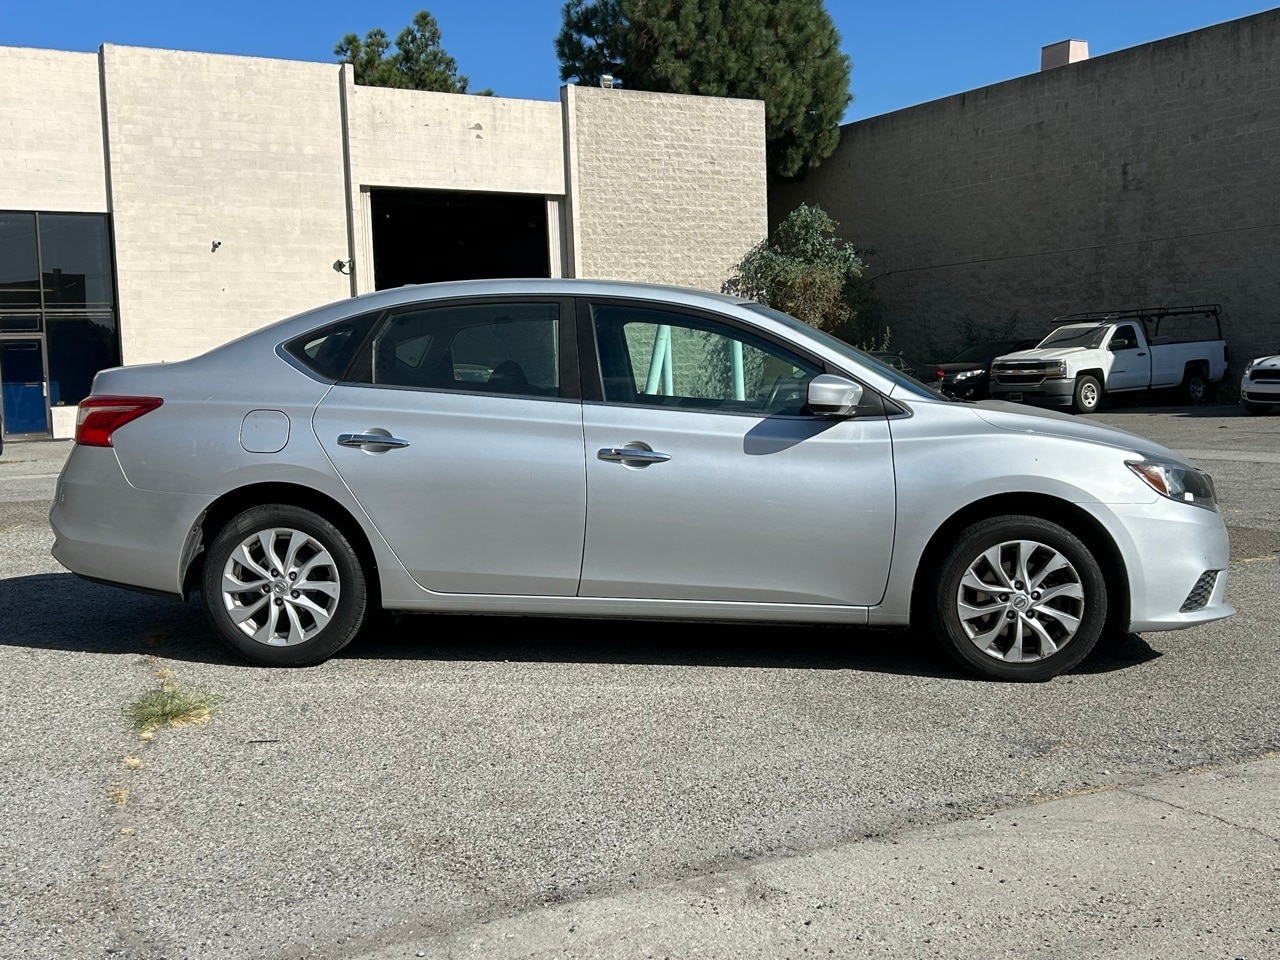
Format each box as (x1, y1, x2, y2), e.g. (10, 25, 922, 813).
(0, 404, 1277, 959)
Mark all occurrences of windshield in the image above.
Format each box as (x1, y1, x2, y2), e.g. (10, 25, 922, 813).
(741, 303, 938, 400)
(1039, 324, 1107, 349)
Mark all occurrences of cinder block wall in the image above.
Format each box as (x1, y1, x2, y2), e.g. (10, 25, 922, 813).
(0, 47, 107, 213)
(565, 85, 767, 292)
(776, 10, 1280, 369)
(102, 45, 352, 365)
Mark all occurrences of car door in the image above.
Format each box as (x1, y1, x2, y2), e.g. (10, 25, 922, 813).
(312, 297, 586, 596)
(577, 299, 896, 606)
(1104, 323, 1150, 391)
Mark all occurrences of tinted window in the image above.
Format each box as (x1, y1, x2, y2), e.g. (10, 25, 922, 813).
(355, 302, 561, 399)
(592, 304, 821, 415)
(0, 213, 40, 310)
(285, 313, 377, 381)
(38, 214, 116, 309)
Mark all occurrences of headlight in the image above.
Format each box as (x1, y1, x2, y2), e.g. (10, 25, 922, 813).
(954, 368, 985, 380)
(1126, 459, 1217, 510)
(1043, 360, 1068, 379)
(1244, 358, 1257, 375)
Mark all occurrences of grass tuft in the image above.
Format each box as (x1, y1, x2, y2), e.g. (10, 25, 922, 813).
(128, 685, 220, 732)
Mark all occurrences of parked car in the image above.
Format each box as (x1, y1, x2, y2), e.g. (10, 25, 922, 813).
(989, 305, 1229, 413)
(1240, 354, 1280, 414)
(935, 339, 1040, 400)
(51, 280, 1233, 681)
(869, 351, 929, 381)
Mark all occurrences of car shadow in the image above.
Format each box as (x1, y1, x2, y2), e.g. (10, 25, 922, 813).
(0, 572, 1161, 679)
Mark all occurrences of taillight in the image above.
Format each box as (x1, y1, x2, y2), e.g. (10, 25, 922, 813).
(936, 369, 944, 380)
(75, 396, 164, 447)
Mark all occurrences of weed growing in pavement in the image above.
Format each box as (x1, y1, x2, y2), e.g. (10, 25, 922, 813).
(127, 672, 220, 732)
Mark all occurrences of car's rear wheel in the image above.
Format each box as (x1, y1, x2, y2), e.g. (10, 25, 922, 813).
(1072, 375, 1102, 414)
(202, 504, 367, 666)
(931, 516, 1107, 681)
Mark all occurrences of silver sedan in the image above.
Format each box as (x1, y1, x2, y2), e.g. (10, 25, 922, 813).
(50, 280, 1233, 680)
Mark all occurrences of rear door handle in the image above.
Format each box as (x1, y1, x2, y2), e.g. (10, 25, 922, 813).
(338, 433, 411, 450)
(1136, 352, 1147, 357)
(597, 447, 671, 465)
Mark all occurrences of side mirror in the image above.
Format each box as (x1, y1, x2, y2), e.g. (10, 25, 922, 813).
(807, 374, 863, 417)
(1109, 338, 1132, 351)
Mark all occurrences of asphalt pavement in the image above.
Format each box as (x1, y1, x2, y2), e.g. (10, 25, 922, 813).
(0, 404, 1276, 960)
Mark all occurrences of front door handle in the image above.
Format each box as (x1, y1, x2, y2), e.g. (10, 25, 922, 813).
(1136, 352, 1147, 357)
(338, 433, 411, 450)
(598, 447, 671, 465)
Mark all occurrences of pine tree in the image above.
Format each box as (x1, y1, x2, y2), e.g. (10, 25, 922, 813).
(556, 0, 852, 178)
(336, 10, 491, 95)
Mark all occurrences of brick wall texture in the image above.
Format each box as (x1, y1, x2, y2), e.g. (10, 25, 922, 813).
(776, 9, 1280, 370)
(567, 85, 768, 292)
(0, 47, 107, 213)
(101, 46, 352, 365)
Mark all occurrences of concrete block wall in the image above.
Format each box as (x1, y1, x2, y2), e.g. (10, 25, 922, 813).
(777, 9, 1280, 369)
(0, 47, 107, 213)
(101, 45, 352, 365)
(565, 85, 767, 292)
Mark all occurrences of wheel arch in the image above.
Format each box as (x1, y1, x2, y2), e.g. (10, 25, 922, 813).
(909, 492, 1129, 631)
(181, 482, 381, 604)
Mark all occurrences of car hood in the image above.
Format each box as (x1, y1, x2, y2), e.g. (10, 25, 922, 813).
(937, 361, 991, 374)
(1249, 355, 1280, 369)
(971, 400, 1185, 463)
(993, 346, 1089, 362)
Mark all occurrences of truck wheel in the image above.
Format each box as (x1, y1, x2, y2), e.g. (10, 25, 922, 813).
(1072, 375, 1102, 414)
(1182, 367, 1208, 404)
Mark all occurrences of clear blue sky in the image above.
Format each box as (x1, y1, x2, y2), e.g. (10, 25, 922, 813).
(2, 1, 1275, 121)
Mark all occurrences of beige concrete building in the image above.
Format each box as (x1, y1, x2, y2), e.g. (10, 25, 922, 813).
(0, 44, 767, 440)
(776, 8, 1280, 371)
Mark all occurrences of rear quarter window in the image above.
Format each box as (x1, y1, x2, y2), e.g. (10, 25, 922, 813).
(283, 313, 378, 381)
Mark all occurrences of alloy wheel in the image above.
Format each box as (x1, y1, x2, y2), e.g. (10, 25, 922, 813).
(955, 539, 1085, 663)
(220, 527, 342, 646)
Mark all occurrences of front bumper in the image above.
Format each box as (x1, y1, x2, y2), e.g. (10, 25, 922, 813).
(989, 377, 1075, 407)
(50, 445, 213, 598)
(1240, 376, 1280, 405)
(1081, 497, 1234, 633)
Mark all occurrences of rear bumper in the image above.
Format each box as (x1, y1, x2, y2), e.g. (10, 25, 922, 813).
(989, 377, 1075, 407)
(49, 445, 213, 598)
(1080, 499, 1234, 633)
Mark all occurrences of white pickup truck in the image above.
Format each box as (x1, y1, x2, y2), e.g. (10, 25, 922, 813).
(989, 305, 1229, 414)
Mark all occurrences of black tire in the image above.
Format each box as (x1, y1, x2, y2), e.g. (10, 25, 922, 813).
(202, 504, 367, 666)
(1072, 375, 1102, 414)
(1182, 366, 1208, 404)
(929, 515, 1108, 682)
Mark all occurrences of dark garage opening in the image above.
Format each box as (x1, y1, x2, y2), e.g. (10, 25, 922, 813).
(370, 188, 552, 290)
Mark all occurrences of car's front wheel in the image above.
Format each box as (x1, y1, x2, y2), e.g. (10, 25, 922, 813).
(931, 516, 1108, 681)
(202, 504, 368, 666)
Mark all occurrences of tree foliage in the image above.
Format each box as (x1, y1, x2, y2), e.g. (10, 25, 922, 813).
(336, 10, 490, 94)
(724, 204, 864, 333)
(555, 0, 852, 178)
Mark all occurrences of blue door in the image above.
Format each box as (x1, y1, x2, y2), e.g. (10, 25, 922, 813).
(0, 339, 50, 437)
